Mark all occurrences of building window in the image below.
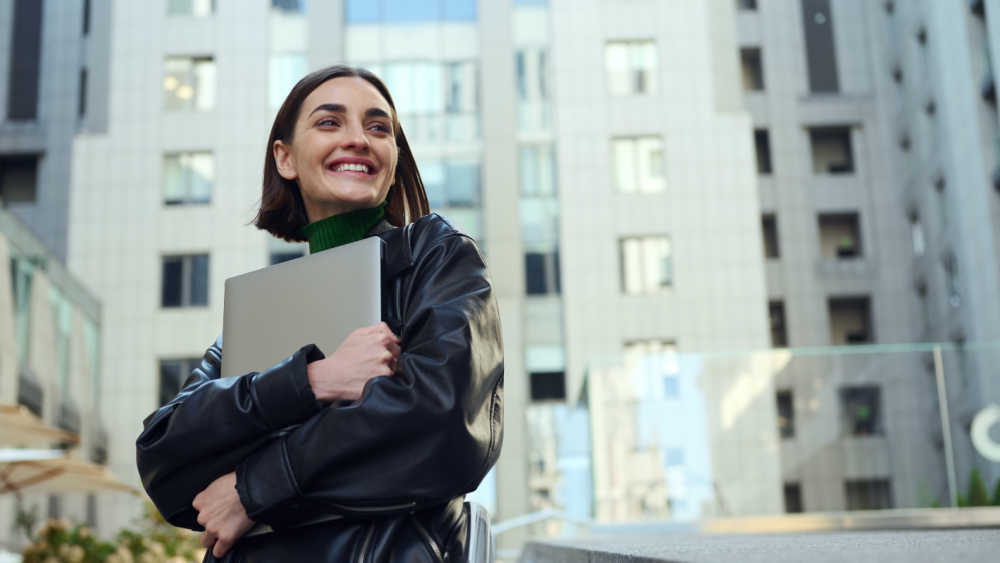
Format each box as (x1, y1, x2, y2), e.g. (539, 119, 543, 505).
(270, 250, 304, 265)
(10, 258, 33, 372)
(828, 296, 872, 345)
(530, 371, 565, 401)
(163, 56, 215, 111)
(784, 482, 804, 513)
(159, 358, 201, 405)
(620, 236, 672, 294)
(0, 155, 40, 204)
(380, 60, 480, 142)
(769, 300, 788, 347)
(422, 159, 481, 209)
(272, 0, 307, 14)
(754, 129, 773, 174)
(161, 254, 209, 308)
(845, 479, 893, 510)
(163, 152, 213, 205)
(270, 54, 309, 109)
(840, 386, 882, 436)
(801, 0, 840, 93)
(738, 0, 758, 10)
(515, 48, 550, 130)
(605, 40, 657, 96)
(740, 47, 765, 91)
(612, 137, 665, 194)
(167, 0, 215, 16)
(83, 0, 91, 35)
(809, 126, 854, 174)
(520, 145, 556, 198)
(7, 0, 43, 120)
(49, 288, 72, 393)
(525, 251, 560, 296)
(776, 389, 794, 438)
(79, 68, 88, 118)
(345, 0, 477, 23)
(818, 212, 861, 259)
(762, 214, 780, 259)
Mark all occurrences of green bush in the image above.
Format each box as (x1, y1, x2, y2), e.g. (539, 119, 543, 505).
(21, 502, 205, 563)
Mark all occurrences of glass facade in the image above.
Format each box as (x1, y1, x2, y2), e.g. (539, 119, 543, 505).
(620, 236, 673, 294)
(345, 0, 477, 24)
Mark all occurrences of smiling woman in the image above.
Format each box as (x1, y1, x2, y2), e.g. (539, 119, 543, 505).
(136, 65, 503, 562)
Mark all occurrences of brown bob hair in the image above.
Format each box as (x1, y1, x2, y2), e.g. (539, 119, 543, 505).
(253, 65, 430, 241)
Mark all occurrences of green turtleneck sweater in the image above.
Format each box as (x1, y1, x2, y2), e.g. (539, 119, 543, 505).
(300, 202, 387, 254)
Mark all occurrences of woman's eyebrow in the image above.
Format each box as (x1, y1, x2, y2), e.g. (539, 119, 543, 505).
(308, 103, 391, 120)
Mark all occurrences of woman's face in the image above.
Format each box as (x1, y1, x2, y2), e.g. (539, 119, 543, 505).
(274, 76, 398, 222)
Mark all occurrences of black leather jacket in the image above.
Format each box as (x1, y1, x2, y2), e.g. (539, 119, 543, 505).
(136, 214, 504, 562)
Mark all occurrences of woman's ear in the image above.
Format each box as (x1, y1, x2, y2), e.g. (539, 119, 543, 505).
(273, 140, 298, 181)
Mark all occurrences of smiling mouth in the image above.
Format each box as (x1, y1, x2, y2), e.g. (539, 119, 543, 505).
(328, 162, 375, 175)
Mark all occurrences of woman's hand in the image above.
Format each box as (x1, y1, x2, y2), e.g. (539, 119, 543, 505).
(193, 472, 255, 558)
(307, 322, 400, 402)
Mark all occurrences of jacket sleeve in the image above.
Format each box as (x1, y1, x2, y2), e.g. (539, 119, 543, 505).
(135, 336, 326, 529)
(234, 232, 504, 528)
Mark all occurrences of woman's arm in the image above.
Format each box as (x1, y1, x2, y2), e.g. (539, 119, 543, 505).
(136, 337, 326, 528)
(234, 231, 504, 529)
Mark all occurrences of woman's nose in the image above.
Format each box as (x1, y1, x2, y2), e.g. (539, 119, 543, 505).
(341, 122, 369, 151)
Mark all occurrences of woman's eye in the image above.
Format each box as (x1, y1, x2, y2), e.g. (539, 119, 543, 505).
(369, 123, 390, 134)
(317, 118, 339, 127)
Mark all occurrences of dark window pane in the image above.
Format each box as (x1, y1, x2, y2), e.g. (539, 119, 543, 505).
(769, 300, 787, 347)
(552, 249, 561, 294)
(0, 155, 40, 203)
(272, 0, 306, 13)
(845, 479, 893, 510)
(802, 0, 840, 93)
(159, 360, 184, 405)
(161, 258, 183, 307)
(809, 127, 854, 173)
(79, 68, 88, 118)
(762, 214, 780, 259)
(784, 483, 803, 513)
(270, 251, 304, 265)
(740, 48, 765, 91)
(7, 0, 43, 120)
(530, 371, 565, 401)
(189, 254, 209, 306)
(840, 386, 882, 436)
(83, 0, 91, 35)
(754, 129, 772, 174)
(525, 253, 547, 295)
(777, 389, 794, 438)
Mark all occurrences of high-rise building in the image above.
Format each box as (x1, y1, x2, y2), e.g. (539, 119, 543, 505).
(738, 0, 1000, 512)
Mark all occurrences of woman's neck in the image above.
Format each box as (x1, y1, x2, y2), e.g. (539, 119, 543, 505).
(299, 202, 386, 254)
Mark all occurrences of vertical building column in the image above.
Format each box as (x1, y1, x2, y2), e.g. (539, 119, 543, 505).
(478, 0, 531, 549)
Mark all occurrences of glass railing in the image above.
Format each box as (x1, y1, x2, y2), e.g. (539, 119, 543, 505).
(511, 341, 1000, 542)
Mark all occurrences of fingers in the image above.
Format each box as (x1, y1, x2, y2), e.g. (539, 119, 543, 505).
(200, 532, 216, 548)
(214, 538, 233, 558)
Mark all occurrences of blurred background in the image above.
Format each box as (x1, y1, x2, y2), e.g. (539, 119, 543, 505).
(1, 0, 1000, 560)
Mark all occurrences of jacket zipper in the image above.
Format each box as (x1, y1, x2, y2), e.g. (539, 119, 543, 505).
(357, 523, 375, 563)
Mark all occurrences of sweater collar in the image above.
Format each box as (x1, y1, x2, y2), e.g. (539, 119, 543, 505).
(300, 201, 387, 254)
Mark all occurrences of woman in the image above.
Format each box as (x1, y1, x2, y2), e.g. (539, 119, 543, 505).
(136, 65, 504, 562)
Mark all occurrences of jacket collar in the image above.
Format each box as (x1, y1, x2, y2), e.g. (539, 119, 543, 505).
(367, 219, 413, 279)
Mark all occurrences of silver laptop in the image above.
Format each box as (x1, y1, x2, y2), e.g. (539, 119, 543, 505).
(221, 236, 381, 379)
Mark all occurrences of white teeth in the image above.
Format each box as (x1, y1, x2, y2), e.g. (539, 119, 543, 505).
(333, 163, 371, 173)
